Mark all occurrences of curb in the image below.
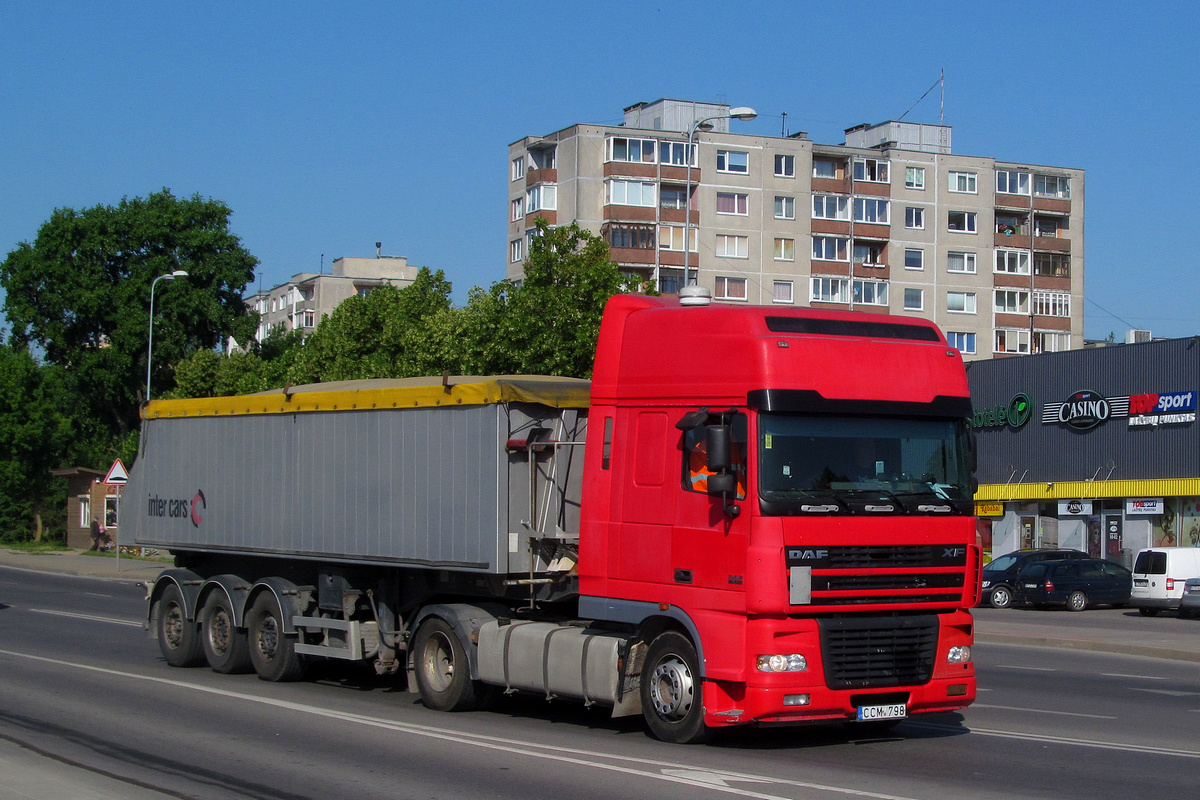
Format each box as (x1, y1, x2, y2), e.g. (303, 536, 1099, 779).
(976, 632, 1200, 663)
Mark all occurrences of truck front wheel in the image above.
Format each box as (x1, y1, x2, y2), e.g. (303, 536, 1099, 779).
(157, 584, 204, 667)
(412, 617, 489, 712)
(247, 592, 306, 682)
(641, 632, 708, 744)
(200, 592, 252, 674)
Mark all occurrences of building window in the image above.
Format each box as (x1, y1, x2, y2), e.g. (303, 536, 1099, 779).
(854, 279, 888, 306)
(811, 277, 850, 303)
(510, 239, 523, 263)
(605, 179, 655, 207)
(903, 288, 924, 311)
(995, 328, 1031, 354)
(948, 171, 978, 193)
(511, 156, 524, 181)
(774, 196, 795, 220)
(716, 192, 749, 215)
(716, 150, 749, 174)
(1034, 174, 1071, 199)
(1033, 290, 1071, 317)
(1034, 252, 1071, 278)
(510, 197, 524, 221)
(715, 276, 748, 300)
(605, 223, 655, 250)
(904, 248, 924, 270)
(1034, 215, 1066, 238)
(996, 169, 1030, 195)
(947, 291, 977, 313)
(947, 251, 977, 274)
(772, 237, 795, 261)
(812, 159, 839, 179)
(774, 154, 795, 177)
(853, 158, 889, 183)
(658, 225, 697, 252)
(905, 166, 925, 190)
(995, 290, 1030, 314)
(853, 241, 884, 266)
(948, 210, 977, 233)
(812, 194, 849, 220)
(812, 236, 849, 261)
(660, 186, 688, 210)
(715, 234, 748, 258)
(773, 280, 793, 304)
(1033, 331, 1070, 353)
(854, 197, 889, 224)
(302, 311, 315, 328)
(947, 332, 976, 354)
(527, 184, 558, 212)
(995, 249, 1030, 275)
(996, 212, 1028, 237)
(659, 141, 695, 167)
(608, 137, 657, 164)
(905, 207, 925, 229)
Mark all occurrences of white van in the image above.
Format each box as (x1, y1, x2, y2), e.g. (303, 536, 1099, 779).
(1131, 547, 1200, 616)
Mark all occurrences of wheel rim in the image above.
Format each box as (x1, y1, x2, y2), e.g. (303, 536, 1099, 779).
(1070, 593, 1086, 610)
(421, 632, 455, 693)
(993, 588, 1010, 606)
(649, 654, 695, 721)
(208, 608, 232, 655)
(163, 602, 185, 650)
(255, 612, 280, 660)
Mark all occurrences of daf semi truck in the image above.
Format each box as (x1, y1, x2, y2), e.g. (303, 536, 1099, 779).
(131, 291, 979, 743)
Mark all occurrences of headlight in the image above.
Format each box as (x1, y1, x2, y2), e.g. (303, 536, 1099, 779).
(947, 645, 972, 663)
(756, 654, 807, 672)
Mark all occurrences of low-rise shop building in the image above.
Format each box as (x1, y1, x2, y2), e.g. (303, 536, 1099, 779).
(967, 337, 1200, 565)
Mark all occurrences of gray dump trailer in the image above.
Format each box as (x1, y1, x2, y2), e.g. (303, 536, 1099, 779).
(130, 376, 626, 702)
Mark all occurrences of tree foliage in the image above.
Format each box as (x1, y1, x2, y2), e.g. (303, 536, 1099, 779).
(0, 189, 259, 438)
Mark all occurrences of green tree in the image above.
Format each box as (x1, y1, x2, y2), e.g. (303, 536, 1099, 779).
(0, 189, 259, 442)
(0, 339, 68, 540)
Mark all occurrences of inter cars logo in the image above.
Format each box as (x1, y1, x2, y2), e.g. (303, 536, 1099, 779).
(191, 490, 206, 527)
(148, 489, 206, 527)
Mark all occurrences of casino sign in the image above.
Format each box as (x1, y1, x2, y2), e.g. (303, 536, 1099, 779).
(1042, 389, 1196, 430)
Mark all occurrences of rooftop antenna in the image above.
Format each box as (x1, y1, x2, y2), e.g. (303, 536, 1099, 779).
(781, 111, 788, 137)
(898, 69, 945, 123)
(320, 253, 324, 275)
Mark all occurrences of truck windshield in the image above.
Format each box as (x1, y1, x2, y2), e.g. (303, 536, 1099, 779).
(758, 415, 972, 515)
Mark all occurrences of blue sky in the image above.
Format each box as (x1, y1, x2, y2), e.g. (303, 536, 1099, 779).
(3, 1, 1198, 340)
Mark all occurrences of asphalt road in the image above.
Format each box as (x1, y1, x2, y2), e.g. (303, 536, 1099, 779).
(1, 565, 1198, 800)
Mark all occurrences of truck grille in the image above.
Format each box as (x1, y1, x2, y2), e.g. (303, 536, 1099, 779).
(788, 544, 969, 607)
(819, 615, 938, 690)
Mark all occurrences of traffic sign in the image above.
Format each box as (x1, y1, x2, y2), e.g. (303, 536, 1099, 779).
(104, 458, 129, 485)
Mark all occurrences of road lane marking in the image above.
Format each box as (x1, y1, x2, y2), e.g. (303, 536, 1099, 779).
(1131, 688, 1200, 697)
(1102, 673, 1167, 680)
(27, 609, 141, 627)
(907, 721, 1200, 759)
(995, 665, 1056, 671)
(971, 704, 1117, 720)
(0, 647, 925, 800)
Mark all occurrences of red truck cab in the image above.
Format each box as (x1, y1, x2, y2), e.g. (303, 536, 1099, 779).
(579, 294, 978, 740)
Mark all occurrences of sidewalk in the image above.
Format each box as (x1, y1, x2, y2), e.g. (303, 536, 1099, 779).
(0, 547, 168, 583)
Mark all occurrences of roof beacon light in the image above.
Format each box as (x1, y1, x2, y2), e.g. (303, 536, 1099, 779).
(679, 285, 712, 307)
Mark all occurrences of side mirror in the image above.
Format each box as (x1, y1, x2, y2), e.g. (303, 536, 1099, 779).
(707, 473, 737, 496)
(705, 424, 731, 472)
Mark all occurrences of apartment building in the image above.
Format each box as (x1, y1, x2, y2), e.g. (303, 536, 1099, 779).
(246, 253, 418, 343)
(507, 99, 1084, 360)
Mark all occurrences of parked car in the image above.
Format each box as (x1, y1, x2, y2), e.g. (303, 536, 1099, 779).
(1179, 578, 1200, 619)
(1131, 547, 1200, 616)
(980, 549, 1090, 609)
(1014, 558, 1132, 611)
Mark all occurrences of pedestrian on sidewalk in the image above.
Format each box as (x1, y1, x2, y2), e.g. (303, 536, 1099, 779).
(89, 516, 103, 551)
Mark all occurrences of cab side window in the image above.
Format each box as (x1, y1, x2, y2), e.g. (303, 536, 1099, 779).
(680, 412, 747, 499)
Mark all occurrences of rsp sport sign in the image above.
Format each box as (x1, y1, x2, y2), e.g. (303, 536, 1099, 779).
(1042, 389, 1196, 430)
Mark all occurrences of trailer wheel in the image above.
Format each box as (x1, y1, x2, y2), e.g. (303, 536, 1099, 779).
(200, 592, 252, 674)
(247, 592, 306, 682)
(640, 631, 708, 744)
(412, 617, 488, 712)
(157, 584, 204, 667)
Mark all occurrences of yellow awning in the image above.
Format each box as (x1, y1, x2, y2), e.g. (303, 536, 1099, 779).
(976, 478, 1200, 502)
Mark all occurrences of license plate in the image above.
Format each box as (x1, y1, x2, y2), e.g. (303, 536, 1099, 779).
(857, 703, 906, 721)
(1134, 579, 1148, 587)
(1023, 583, 1038, 588)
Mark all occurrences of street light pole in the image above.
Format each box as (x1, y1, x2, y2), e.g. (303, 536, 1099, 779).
(146, 270, 189, 403)
(679, 106, 757, 291)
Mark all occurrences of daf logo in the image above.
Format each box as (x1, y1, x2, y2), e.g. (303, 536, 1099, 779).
(788, 548, 829, 561)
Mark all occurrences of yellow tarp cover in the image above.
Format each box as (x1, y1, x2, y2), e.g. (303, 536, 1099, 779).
(143, 375, 592, 419)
